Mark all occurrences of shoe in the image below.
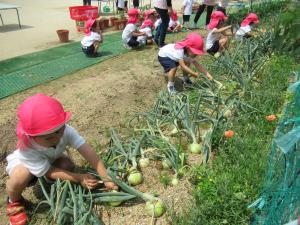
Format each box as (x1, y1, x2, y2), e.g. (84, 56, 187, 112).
(7, 201, 28, 225)
(167, 85, 177, 95)
(123, 43, 132, 50)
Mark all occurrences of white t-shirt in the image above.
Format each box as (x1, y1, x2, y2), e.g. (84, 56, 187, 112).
(169, 19, 180, 28)
(153, 0, 167, 9)
(206, 28, 221, 49)
(6, 125, 86, 177)
(158, 43, 193, 63)
(122, 23, 137, 44)
(81, 32, 102, 47)
(154, 19, 162, 29)
(235, 25, 251, 39)
(182, 0, 195, 15)
(137, 27, 152, 45)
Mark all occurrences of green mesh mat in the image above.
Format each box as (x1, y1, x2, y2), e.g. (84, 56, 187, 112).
(0, 32, 128, 99)
(249, 68, 300, 224)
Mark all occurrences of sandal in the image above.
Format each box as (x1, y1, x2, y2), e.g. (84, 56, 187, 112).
(6, 201, 28, 225)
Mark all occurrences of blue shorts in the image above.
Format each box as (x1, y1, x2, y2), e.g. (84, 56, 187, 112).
(158, 56, 179, 72)
(82, 45, 95, 57)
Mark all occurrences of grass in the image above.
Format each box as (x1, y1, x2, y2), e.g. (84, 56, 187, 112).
(169, 55, 297, 225)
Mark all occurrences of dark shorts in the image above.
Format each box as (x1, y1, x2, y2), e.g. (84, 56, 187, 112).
(82, 45, 95, 57)
(183, 15, 190, 22)
(158, 56, 179, 72)
(127, 36, 140, 47)
(207, 40, 220, 55)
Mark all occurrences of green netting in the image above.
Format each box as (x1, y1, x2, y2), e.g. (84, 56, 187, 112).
(249, 69, 300, 224)
(0, 32, 128, 99)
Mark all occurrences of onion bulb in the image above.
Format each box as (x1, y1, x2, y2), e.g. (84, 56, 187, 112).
(139, 158, 150, 168)
(145, 199, 166, 217)
(171, 177, 179, 186)
(108, 191, 122, 207)
(171, 127, 179, 135)
(223, 109, 232, 118)
(162, 159, 172, 170)
(189, 143, 202, 154)
(127, 171, 143, 186)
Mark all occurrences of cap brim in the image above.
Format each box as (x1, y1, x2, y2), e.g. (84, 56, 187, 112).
(190, 48, 204, 55)
(207, 19, 219, 29)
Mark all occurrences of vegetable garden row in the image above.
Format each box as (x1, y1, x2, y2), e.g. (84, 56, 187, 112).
(31, 1, 299, 224)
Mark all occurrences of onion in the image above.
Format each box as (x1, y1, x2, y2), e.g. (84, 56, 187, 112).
(189, 143, 202, 154)
(139, 158, 150, 168)
(171, 127, 179, 135)
(108, 190, 122, 207)
(162, 159, 171, 170)
(127, 171, 143, 186)
(223, 109, 232, 118)
(171, 177, 179, 186)
(145, 199, 166, 217)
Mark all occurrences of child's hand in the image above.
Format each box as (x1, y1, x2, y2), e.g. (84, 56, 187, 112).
(206, 73, 213, 80)
(79, 173, 98, 189)
(104, 181, 118, 190)
(191, 72, 198, 78)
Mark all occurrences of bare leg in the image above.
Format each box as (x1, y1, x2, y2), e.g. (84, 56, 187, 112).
(168, 67, 177, 83)
(219, 36, 228, 52)
(6, 165, 34, 202)
(93, 41, 100, 54)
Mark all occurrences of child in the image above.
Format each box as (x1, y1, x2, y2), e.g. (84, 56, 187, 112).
(81, 18, 103, 57)
(122, 8, 146, 49)
(158, 33, 213, 94)
(182, 0, 195, 29)
(235, 13, 259, 40)
(5, 94, 117, 225)
(143, 8, 157, 22)
(137, 19, 154, 45)
(206, 11, 231, 56)
(168, 10, 182, 32)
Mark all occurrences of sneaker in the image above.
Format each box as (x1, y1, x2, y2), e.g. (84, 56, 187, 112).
(123, 43, 132, 50)
(7, 201, 28, 225)
(167, 85, 177, 95)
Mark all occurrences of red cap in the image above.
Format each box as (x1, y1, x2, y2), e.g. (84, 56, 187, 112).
(143, 9, 156, 19)
(127, 8, 139, 17)
(16, 94, 71, 148)
(175, 33, 204, 55)
(84, 18, 96, 36)
(141, 19, 154, 29)
(207, 11, 228, 30)
(241, 13, 259, 27)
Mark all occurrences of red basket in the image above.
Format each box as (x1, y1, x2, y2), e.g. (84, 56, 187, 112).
(69, 6, 98, 21)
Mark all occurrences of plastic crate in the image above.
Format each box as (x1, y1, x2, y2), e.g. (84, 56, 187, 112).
(69, 6, 99, 21)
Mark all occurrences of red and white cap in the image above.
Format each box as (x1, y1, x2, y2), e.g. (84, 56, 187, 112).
(175, 33, 205, 55)
(207, 11, 228, 30)
(241, 13, 259, 27)
(16, 93, 71, 149)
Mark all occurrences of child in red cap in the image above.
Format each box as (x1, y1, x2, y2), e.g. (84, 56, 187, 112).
(235, 13, 260, 39)
(158, 32, 213, 94)
(81, 18, 103, 57)
(122, 8, 146, 49)
(205, 10, 232, 56)
(137, 19, 154, 45)
(5, 93, 117, 225)
(168, 10, 182, 32)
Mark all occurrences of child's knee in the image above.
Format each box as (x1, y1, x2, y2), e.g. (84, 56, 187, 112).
(7, 165, 33, 189)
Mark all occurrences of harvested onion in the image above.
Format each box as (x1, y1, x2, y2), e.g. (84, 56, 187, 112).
(139, 158, 150, 168)
(171, 177, 179, 186)
(145, 199, 166, 217)
(223, 109, 232, 118)
(162, 159, 171, 170)
(127, 171, 143, 186)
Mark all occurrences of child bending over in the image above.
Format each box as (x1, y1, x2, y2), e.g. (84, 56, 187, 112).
(6, 94, 117, 225)
(206, 11, 231, 56)
(158, 33, 213, 94)
(235, 13, 260, 40)
(81, 18, 103, 57)
(168, 10, 182, 32)
(122, 8, 146, 49)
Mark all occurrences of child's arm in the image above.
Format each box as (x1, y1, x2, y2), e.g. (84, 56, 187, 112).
(214, 25, 232, 34)
(192, 60, 213, 80)
(178, 59, 198, 78)
(78, 143, 118, 190)
(173, 23, 182, 32)
(132, 31, 146, 37)
(45, 167, 99, 189)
